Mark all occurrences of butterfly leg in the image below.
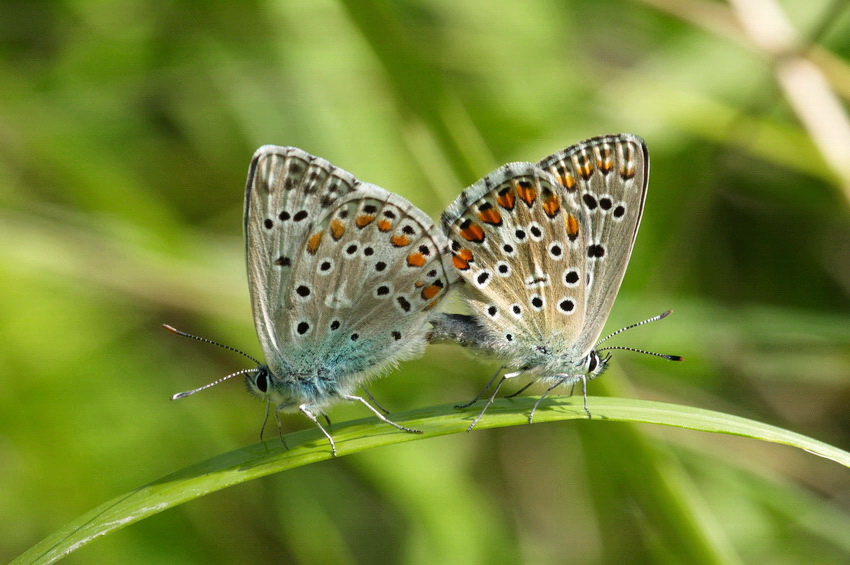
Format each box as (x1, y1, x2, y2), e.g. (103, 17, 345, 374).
(259, 399, 271, 442)
(340, 394, 422, 435)
(299, 404, 337, 456)
(529, 377, 569, 424)
(273, 404, 290, 450)
(467, 375, 509, 432)
(455, 365, 505, 409)
(362, 386, 390, 415)
(321, 412, 332, 427)
(505, 380, 535, 399)
(579, 375, 591, 419)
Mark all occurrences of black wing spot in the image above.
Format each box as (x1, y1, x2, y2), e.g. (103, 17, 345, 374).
(587, 244, 605, 258)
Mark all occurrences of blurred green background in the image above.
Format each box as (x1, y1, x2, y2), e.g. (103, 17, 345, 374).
(3, 0, 850, 563)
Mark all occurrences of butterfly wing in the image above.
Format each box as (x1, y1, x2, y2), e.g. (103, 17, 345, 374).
(245, 146, 458, 390)
(536, 134, 648, 354)
(441, 162, 590, 364)
(245, 146, 359, 365)
(441, 134, 648, 368)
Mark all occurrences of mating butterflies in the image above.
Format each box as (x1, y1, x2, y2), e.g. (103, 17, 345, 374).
(431, 134, 680, 429)
(171, 146, 458, 455)
(171, 135, 679, 451)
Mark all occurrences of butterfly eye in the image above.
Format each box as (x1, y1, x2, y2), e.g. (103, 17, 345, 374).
(255, 371, 269, 393)
(586, 352, 599, 374)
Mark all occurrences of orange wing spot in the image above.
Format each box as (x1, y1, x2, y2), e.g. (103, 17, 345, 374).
(391, 234, 411, 247)
(377, 219, 393, 232)
(516, 181, 537, 207)
(458, 219, 485, 243)
(478, 207, 502, 226)
(620, 143, 636, 179)
(542, 194, 561, 218)
(414, 280, 425, 288)
(577, 155, 594, 180)
(597, 147, 613, 174)
(356, 214, 376, 228)
(420, 284, 442, 300)
(330, 219, 346, 240)
(496, 187, 515, 210)
(558, 171, 577, 192)
(306, 231, 324, 255)
(452, 248, 474, 270)
(407, 252, 427, 267)
(425, 299, 440, 310)
(565, 213, 580, 241)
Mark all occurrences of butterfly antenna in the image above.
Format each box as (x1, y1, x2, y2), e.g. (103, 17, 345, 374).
(162, 324, 262, 365)
(171, 368, 260, 399)
(595, 310, 674, 347)
(595, 345, 682, 362)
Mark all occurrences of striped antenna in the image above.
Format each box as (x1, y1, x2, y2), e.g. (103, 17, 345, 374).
(163, 324, 263, 399)
(594, 310, 682, 361)
(171, 368, 259, 400)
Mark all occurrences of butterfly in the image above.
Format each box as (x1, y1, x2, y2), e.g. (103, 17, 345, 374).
(430, 134, 681, 429)
(170, 146, 459, 455)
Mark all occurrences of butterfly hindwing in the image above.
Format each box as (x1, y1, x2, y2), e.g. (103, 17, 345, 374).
(284, 187, 457, 390)
(441, 163, 590, 359)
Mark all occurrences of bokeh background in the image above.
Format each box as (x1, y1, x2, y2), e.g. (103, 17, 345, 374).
(3, 0, 850, 563)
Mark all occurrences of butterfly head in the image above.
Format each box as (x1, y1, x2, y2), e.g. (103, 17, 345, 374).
(244, 365, 273, 400)
(532, 345, 611, 381)
(580, 350, 611, 381)
(243, 364, 305, 407)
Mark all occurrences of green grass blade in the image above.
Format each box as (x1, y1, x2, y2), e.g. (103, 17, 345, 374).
(14, 397, 849, 564)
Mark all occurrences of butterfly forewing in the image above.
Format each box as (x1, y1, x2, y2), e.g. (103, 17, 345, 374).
(537, 134, 648, 354)
(245, 147, 360, 365)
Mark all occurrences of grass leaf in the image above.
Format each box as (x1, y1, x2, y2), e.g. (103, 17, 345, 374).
(15, 396, 849, 564)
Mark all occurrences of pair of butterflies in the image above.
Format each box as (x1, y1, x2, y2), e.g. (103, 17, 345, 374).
(170, 134, 680, 456)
